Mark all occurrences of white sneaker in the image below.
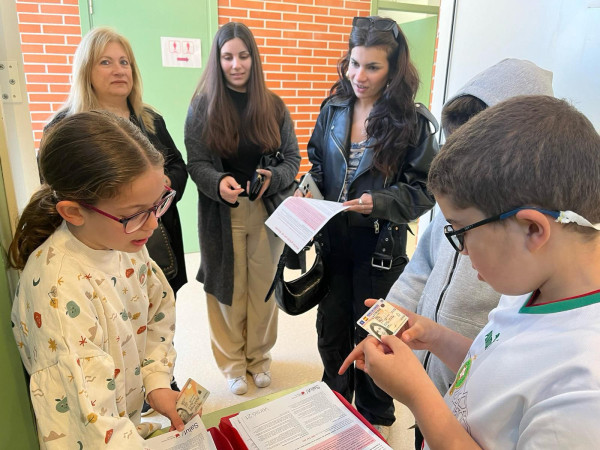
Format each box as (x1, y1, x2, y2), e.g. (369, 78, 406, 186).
(252, 371, 271, 388)
(228, 376, 248, 395)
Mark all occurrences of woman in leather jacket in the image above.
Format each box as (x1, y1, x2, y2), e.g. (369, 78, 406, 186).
(301, 16, 439, 432)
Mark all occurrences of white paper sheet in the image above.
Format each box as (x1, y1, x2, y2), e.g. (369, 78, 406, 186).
(143, 416, 216, 450)
(231, 381, 391, 450)
(265, 197, 349, 253)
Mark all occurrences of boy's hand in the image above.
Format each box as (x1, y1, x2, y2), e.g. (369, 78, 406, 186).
(147, 388, 185, 431)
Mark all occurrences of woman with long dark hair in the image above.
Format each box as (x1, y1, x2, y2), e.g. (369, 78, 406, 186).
(185, 22, 300, 395)
(302, 16, 439, 436)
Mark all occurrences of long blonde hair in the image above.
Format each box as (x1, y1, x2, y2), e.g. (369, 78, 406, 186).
(53, 27, 155, 133)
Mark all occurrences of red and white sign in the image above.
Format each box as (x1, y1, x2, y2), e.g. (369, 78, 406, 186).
(160, 36, 202, 68)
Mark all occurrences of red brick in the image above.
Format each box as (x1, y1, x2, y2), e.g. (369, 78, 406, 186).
(19, 13, 63, 23)
(27, 73, 70, 83)
(18, 24, 41, 33)
(266, 20, 296, 30)
(40, 4, 79, 14)
(254, 28, 282, 38)
(20, 33, 64, 44)
(298, 5, 328, 15)
(26, 83, 48, 92)
(43, 25, 81, 35)
(282, 47, 312, 57)
(249, 10, 280, 20)
(31, 112, 54, 122)
(20, 44, 44, 53)
(229, 0, 264, 10)
(49, 84, 72, 93)
(300, 23, 328, 32)
(64, 15, 80, 25)
(47, 64, 73, 74)
(314, 15, 344, 25)
(265, 2, 297, 12)
(219, 7, 248, 18)
(282, 31, 313, 40)
(44, 45, 78, 54)
(62, 0, 80, 4)
(24, 64, 46, 73)
(29, 93, 69, 103)
(24, 54, 68, 64)
(17, 0, 60, 3)
(28, 103, 52, 112)
(66, 35, 82, 45)
(16, 3, 39, 12)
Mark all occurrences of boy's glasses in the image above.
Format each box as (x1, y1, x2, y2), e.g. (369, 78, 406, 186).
(443, 207, 560, 252)
(80, 186, 176, 234)
(352, 16, 399, 40)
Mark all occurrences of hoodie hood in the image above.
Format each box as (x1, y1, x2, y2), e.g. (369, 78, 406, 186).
(445, 58, 554, 107)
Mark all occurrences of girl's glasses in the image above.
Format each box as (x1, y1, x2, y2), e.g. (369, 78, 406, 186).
(352, 17, 399, 40)
(80, 186, 176, 234)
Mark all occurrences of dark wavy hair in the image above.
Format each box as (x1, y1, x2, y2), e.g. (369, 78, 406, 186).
(330, 17, 420, 177)
(9, 111, 163, 270)
(192, 21, 284, 157)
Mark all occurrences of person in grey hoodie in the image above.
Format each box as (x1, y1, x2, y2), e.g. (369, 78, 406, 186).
(385, 58, 554, 449)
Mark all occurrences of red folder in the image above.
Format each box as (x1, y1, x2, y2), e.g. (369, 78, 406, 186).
(207, 426, 234, 450)
(216, 390, 388, 450)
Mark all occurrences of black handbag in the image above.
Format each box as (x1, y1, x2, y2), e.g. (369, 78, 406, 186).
(146, 220, 178, 280)
(252, 151, 297, 215)
(264, 241, 329, 315)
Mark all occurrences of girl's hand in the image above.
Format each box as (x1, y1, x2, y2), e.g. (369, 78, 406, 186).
(147, 387, 185, 432)
(343, 193, 373, 214)
(220, 176, 244, 204)
(246, 169, 272, 201)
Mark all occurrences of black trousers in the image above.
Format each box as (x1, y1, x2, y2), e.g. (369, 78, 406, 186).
(316, 214, 408, 426)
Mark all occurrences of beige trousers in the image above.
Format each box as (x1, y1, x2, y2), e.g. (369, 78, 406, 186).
(206, 197, 282, 379)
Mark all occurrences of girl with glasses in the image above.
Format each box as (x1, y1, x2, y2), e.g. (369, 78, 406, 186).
(10, 112, 184, 447)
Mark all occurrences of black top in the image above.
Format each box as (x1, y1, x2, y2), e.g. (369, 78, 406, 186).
(221, 88, 263, 193)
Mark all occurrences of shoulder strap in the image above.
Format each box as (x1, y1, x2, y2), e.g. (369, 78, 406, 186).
(415, 103, 439, 134)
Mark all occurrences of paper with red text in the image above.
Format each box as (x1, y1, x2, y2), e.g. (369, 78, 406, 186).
(230, 381, 391, 450)
(143, 415, 216, 450)
(265, 197, 349, 253)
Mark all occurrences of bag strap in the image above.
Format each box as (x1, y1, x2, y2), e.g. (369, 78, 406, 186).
(264, 245, 293, 302)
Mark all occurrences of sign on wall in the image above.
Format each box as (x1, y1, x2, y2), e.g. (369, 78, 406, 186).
(160, 37, 202, 68)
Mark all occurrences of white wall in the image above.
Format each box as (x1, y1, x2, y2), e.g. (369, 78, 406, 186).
(431, 0, 600, 130)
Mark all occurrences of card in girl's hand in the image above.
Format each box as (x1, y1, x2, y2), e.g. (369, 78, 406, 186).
(357, 299, 408, 342)
(175, 378, 210, 424)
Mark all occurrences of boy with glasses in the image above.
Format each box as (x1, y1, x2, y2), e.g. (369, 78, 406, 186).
(341, 95, 600, 448)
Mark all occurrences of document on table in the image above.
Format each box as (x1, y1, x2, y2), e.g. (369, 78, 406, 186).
(265, 197, 349, 253)
(230, 381, 392, 450)
(143, 416, 216, 450)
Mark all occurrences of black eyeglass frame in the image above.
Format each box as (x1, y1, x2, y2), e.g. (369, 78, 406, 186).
(79, 186, 176, 234)
(352, 16, 399, 40)
(443, 206, 560, 252)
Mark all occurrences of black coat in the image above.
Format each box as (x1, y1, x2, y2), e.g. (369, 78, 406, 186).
(307, 97, 439, 228)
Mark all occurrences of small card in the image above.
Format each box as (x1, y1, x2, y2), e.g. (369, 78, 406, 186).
(175, 378, 210, 424)
(357, 299, 408, 342)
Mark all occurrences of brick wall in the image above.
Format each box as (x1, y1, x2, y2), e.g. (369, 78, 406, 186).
(15, 0, 370, 172)
(16, 0, 82, 147)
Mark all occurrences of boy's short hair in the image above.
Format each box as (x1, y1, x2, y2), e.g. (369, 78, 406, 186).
(428, 95, 600, 234)
(441, 95, 487, 137)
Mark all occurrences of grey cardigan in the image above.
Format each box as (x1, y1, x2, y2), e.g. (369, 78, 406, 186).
(184, 94, 300, 306)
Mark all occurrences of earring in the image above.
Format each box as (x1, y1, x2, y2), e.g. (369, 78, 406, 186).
(345, 70, 350, 79)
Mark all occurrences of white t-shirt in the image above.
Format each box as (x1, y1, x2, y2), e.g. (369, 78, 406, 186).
(430, 291, 600, 449)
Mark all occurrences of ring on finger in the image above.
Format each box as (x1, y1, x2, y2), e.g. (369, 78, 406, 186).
(358, 198, 363, 205)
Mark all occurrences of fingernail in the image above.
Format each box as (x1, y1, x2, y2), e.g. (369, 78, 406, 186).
(177, 424, 184, 431)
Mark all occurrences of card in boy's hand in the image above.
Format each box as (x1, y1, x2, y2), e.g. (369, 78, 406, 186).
(357, 299, 408, 342)
(175, 378, 210, 424)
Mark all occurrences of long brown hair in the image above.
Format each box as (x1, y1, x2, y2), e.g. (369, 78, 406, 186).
(191, 22, 284, 157)
(9, 111, 163, 270)
(331, 16, 420, 178)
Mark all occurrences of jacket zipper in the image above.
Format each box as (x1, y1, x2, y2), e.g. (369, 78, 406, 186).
(423, 250, 460, 376)
(331, 124, 348, 202)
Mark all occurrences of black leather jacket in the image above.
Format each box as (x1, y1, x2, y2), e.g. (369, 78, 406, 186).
(307, 97, 439, 228)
